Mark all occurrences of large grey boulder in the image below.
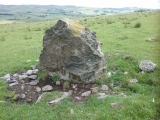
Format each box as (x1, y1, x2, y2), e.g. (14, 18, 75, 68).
(39, 19, 107, 83)
(139, 60, 156, 72)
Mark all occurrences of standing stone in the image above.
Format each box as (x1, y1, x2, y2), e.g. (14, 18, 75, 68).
(39, 19, 107, 83)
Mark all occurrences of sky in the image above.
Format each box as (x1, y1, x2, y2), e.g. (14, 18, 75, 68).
(0, 0, 160, 9)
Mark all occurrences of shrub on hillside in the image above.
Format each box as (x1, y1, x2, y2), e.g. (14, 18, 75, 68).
(134, 22, 141, 28)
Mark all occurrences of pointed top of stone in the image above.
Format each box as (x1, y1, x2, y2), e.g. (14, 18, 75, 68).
(56, 18, 85, 36)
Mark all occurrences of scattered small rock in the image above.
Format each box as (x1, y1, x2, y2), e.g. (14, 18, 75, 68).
(72, 84, 77, 89)
(21, 84, 25, 90)
(56, 81, 61, 86)
(26, 70, 33, 75)
(107, 72, 111, 77)
(108, 53, 113, 57)
(26, 60, 31, 63)
(9, 82, 18, 86)
(49, 92, 70, 104)
(148, 37, 157, 41)
(32, 69, 38, 74)
(1, 74, 10, 80)
(91, 87, 98, 94)
(130, 78, 138, 84)
(36, 93, 46, 103)
(42, 85, 53, 92)
(18, 75, 28, 80)
(13, 74, 18, 77)
(7, 79, 17, 83)
(98, 93, 106, 96)
(70, 109, 74, 114)
(141, 71, 145, 74)
(81, 91, 91, 97)
(26, 98, 32, 103)
(101, 85, 109, 91)
(68, 90, 73, 95)
(139, 60, 156, 72)
(0, 101, 5, 103)
(75, 97, 82, 100)
(111, 102, 120, 107)
(19, 94, 26, 99)
(98, 94, 108, 100)
(35, 87, 41, 92)
(28, 75, 38, 80)
(124, 71, 128, 75)
(29, 79, 39, 86)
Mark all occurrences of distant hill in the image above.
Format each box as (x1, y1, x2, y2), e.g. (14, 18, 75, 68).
(0, 5, 151, 22)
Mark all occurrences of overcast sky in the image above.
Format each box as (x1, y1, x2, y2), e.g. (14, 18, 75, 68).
(0, 0, 160, 9)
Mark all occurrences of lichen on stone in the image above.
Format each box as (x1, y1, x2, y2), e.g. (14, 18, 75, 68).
(67, 19, 85, 36)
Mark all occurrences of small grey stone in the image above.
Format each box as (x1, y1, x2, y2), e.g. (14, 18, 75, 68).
(75, 96, 82, 100)
(29, 80, 39, 85)
(13, 74, 18, 77)
(107, 72, 111, 77)
(68, 90, 73, 95)
(101, 85, 109, 91)
(26, 60, 31, 62)
(1, 74, 10, 80)
(91, 87, 98, 94)
(141, 71, 145, 74)
(81, 91, 91, 97)
(98, 93, 106, 96)
(119, 92, 125, 96)
(111, 102, 120, 107)
(35, 87, 41, 92)
(6, 78, 11, 82)
(21, 84, 25, 90)
(26, 70, 33, 75)
(18, 75, 28, 80)
(98, 95, 108, 99)
(9, 82, 18, 86)
(32, 69, 38, 74)
(0, 101, 5, 103)
(28, 75, 37, 80)
(7, 79, 17, 83)
(70, 109, 74, 114)
(19, 94, 26, 99)
(26, 98, 32, 103)
(124, 71, 128, 74)
(42, 85, 53, 92)
(72, 84, 77, 89)
(130, 79, 138, 84)
(56, 81, 61, 86)
(139, 60, 156, 72)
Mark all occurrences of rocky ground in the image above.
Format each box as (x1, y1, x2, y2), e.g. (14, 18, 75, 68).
(1, 66, 115, 104)
(1, 59, 156, 105)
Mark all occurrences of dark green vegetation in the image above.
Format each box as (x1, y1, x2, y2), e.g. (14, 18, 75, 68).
(0, 5, 149, 22)
(0, 10, 160, 119)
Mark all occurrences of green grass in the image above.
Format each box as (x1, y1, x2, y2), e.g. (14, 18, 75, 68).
(0, 10, 160, 119)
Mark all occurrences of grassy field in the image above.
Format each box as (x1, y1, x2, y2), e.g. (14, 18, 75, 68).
(0, 11, 160, 119)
